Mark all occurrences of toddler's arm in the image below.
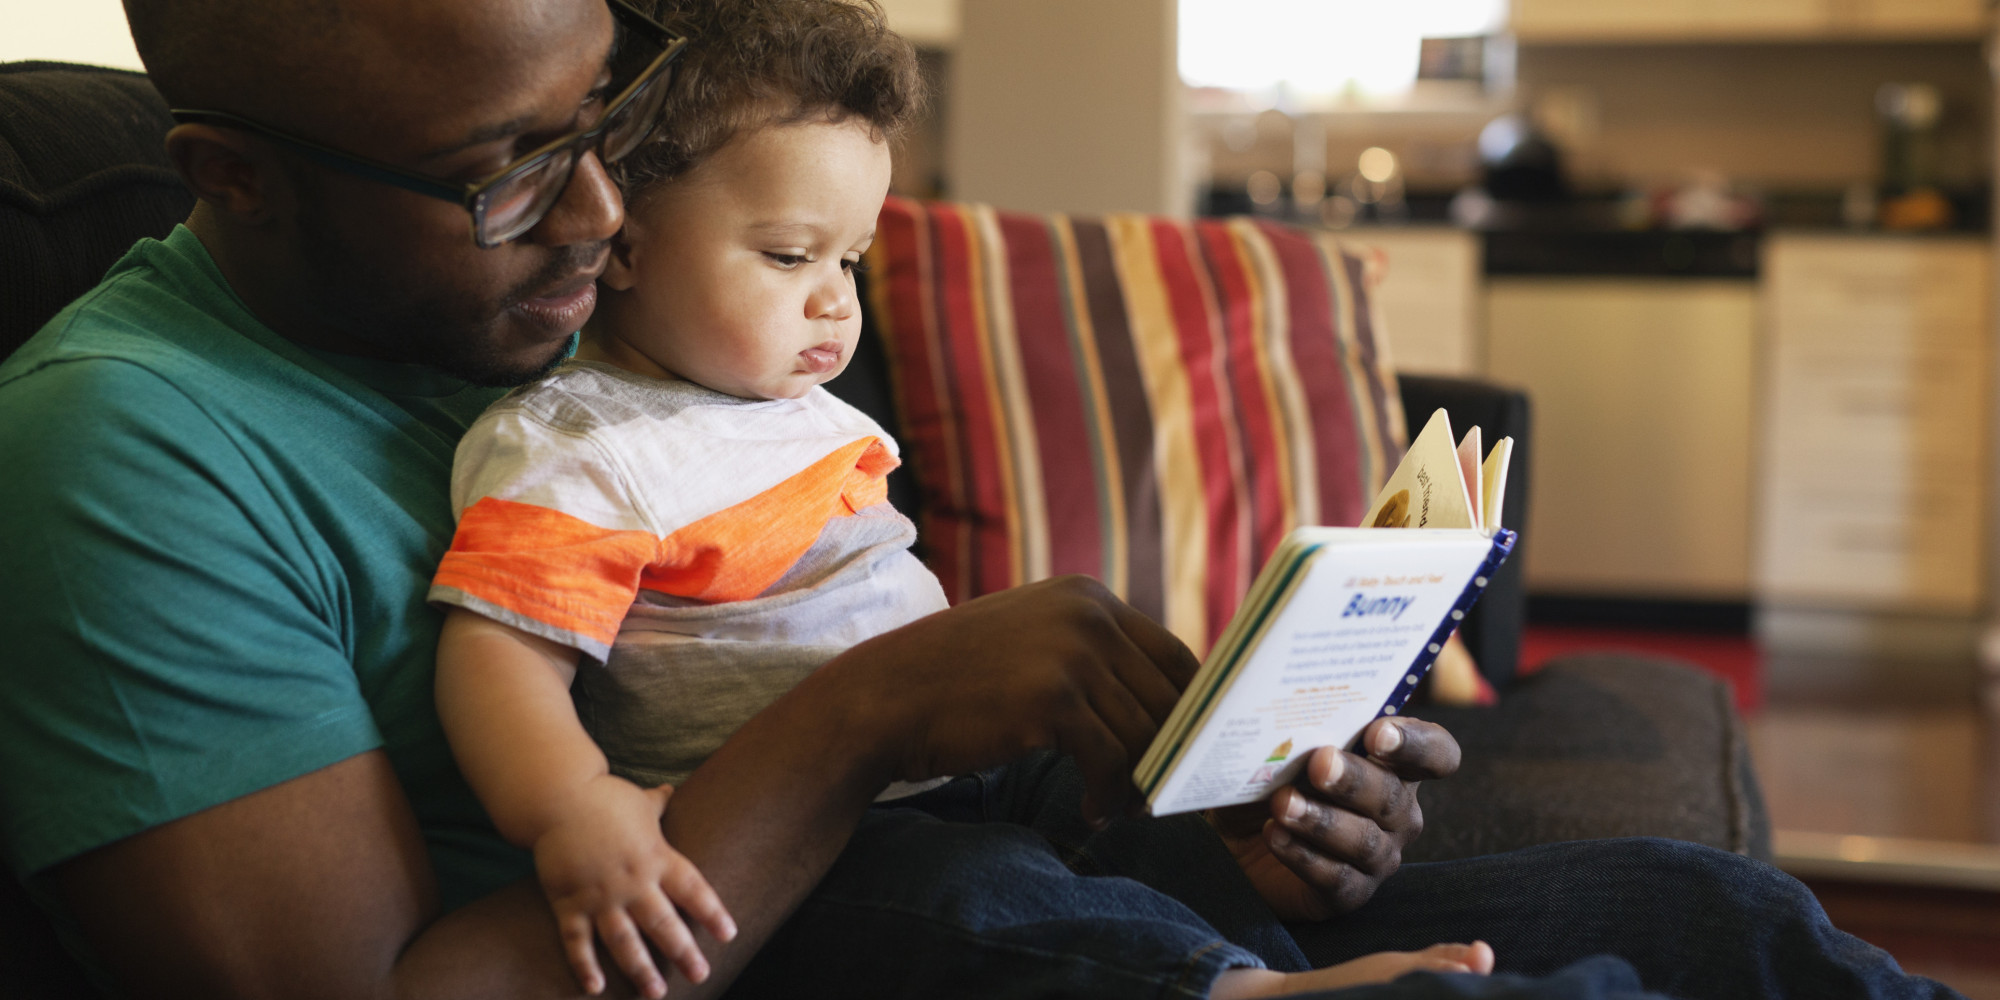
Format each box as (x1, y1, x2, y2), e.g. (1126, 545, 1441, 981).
(436, 608, 737, 998)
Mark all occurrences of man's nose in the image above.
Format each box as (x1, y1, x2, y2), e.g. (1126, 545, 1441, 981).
(528, 149, 623, 248)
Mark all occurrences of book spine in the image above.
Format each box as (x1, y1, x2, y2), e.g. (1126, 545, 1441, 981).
(1357, 528, 1518, 736)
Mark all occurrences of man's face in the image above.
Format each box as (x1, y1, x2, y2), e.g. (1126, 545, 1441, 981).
(278, 0, 627, 385)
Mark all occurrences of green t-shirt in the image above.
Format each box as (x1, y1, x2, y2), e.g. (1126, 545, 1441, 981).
(0, 225, 530, 912)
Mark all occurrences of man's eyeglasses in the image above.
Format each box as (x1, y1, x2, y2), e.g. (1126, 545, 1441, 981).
(171, 0, 687, 249)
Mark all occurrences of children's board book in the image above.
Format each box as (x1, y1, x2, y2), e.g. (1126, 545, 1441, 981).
(1134, 409, 1517, 816)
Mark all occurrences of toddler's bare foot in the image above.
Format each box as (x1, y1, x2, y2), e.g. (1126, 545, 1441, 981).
(1209, 941, 1495, 999)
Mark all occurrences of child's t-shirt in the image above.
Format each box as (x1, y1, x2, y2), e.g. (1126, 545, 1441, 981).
(430, 360, 948, 787)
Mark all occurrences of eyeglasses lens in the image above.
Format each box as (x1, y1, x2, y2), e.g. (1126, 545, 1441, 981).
(601, 66, 672, 164)
(480, 146, 577, 245)
(467, 13, 678, 246)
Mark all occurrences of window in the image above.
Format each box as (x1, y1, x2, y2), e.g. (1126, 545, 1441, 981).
(1179, 0, 1507, 101)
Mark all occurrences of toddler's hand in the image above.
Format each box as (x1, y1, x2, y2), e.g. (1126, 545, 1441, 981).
(533, 777, 737, 998)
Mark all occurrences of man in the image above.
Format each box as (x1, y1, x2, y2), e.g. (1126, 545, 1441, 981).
(0, 1, 1962, 998)
(0, 0, 1462, 996)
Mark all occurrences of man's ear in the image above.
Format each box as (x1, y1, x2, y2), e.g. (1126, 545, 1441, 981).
(162, 124, 289, 225)
(600, 224, 642, 292)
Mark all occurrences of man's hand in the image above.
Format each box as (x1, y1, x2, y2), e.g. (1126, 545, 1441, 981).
(810, 575, 1201, 827)
(1208, 717, 1461, 921)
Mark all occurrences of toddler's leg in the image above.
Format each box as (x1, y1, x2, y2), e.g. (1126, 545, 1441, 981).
(975, 749, 1313, 971)
(1211, 942, 1494, 998)
(726, 806, 1266, 1000)
(1288, 838, 1963, 1000)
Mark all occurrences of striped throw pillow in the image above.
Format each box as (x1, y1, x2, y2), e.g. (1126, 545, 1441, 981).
(863, 197, 1406, 655)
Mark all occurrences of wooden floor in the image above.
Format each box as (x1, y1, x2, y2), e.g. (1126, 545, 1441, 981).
(1746, 651, 2000, 999)
(1801, 879, 2000, 999)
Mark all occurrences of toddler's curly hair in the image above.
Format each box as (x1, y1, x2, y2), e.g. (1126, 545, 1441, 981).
(619, 0, 923, 198)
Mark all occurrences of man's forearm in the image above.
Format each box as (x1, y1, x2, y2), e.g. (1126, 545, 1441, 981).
(651, 657, 898, 997)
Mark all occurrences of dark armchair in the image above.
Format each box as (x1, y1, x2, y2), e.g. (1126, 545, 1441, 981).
(0, 60, 1768, 998)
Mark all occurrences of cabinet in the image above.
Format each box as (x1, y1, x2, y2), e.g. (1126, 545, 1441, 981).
(1756, 234, 1991, 613)
(1486, 279, 1759, 599)
(1512, 0, 1986, 41)
(1346, 228, 1483, 378)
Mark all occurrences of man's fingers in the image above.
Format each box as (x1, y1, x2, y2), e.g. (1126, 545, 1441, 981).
(1263, 820, 1378, 913)
(1270, 785, 1400, 877)
(633, 892, 709, 986)
(1083, 660, 1165, 764)
(1364, 717, 1461, 782)
(558, 910, 607, 995)
(1103, 593, 1203, 697)
(1301, 748, 1416, 829)
(1056, 709, 1136, 825)
(595, 908, 666, 999)
(659, 859, 737, 944)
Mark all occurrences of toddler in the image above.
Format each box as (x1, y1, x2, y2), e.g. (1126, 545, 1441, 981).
(431, 1, 1493, 996)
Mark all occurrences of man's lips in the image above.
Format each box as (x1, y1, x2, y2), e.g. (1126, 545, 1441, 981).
(511, 273, 600, 332)
(799, 341, 844, 374)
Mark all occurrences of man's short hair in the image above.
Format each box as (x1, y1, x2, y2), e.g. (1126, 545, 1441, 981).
(618, 0, 923, 196)
(122, 0, 349, 115)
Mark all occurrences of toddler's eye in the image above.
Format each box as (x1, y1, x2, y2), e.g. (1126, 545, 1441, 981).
(763, 252, 809, 269)
(841, 258, 871, 275)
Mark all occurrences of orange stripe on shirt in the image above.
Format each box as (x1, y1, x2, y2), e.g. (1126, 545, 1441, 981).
(435, 437, 899, 645)
(434, 497, 659, 649)
(646, 437, 893, 602)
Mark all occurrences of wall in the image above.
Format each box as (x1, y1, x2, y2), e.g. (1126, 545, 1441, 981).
(1516, 40, 1992, 190)
(947, 0, 1189, 215)
(0, 0, 142, 70)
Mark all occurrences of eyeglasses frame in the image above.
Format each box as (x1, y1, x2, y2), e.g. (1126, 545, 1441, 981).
(169, 0, 687, 248)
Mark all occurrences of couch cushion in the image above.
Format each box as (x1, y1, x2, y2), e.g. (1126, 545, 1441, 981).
(1404, 653, 1772, 863)
(861, 197, 1406, 654)
(0, 61, 194, 360)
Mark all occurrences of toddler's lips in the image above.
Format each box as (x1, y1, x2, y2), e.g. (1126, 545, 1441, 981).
(799, 343, 843, 374)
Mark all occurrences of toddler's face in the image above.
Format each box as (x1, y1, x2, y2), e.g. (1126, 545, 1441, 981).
(592, 118, 892, 400)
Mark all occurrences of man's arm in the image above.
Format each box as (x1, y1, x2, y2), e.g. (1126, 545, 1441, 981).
(48, 576, 1198, 999)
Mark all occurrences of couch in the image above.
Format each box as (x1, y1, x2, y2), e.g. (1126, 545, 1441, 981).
(0, 61, 1769, 996)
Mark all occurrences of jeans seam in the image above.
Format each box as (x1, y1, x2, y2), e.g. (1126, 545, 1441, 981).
(804, 895, 1249, 998)
(1171, 940, 1254, 999)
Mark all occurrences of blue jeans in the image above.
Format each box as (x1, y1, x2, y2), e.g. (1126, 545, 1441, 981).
(725, 752, 1962, 999)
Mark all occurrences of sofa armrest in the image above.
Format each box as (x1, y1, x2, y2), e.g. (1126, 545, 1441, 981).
(1397, 374, 1531, 690)
(1406, 654, 1773, 863)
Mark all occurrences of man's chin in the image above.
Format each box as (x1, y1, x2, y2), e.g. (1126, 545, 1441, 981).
(435, 336, 574, 388)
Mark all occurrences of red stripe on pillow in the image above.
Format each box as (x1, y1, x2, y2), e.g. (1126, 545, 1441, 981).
(1262, 221, 1368, 529)
(1070, 218, 1165, 623)
(1001, 212, 1101, 581)
(932, 204, 1015, 598)
(1145, 218, 1246, 645)
(1195, 220, 1290, 580)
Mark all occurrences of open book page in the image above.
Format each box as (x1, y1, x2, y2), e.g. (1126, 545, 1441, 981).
(1363, 408, 1514, 536)
(1135, 408, 1521, 815)
(1455, 425, 1483, 533)
(1362, 409, 1475, 531)
(1481, 437, 1514, 534)
(1140, 529, 1501, 815)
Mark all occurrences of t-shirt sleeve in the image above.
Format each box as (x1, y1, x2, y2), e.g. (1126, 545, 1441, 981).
(0, 359, 383, 879)
(430, 408, 656, 660)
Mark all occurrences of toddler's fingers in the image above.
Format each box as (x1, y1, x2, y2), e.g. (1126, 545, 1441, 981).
(645, 783, 675, 812)
(634, 890, 710, 985)
(1463, 941, 1495, 974)
(596, 907, 667, 1000)
(1415, 941, 1495, 975)
(556, 908, 607, 995)
(660, 855, 737, 943)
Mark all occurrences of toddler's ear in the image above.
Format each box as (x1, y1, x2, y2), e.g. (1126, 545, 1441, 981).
(600, 227, 641, 292)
